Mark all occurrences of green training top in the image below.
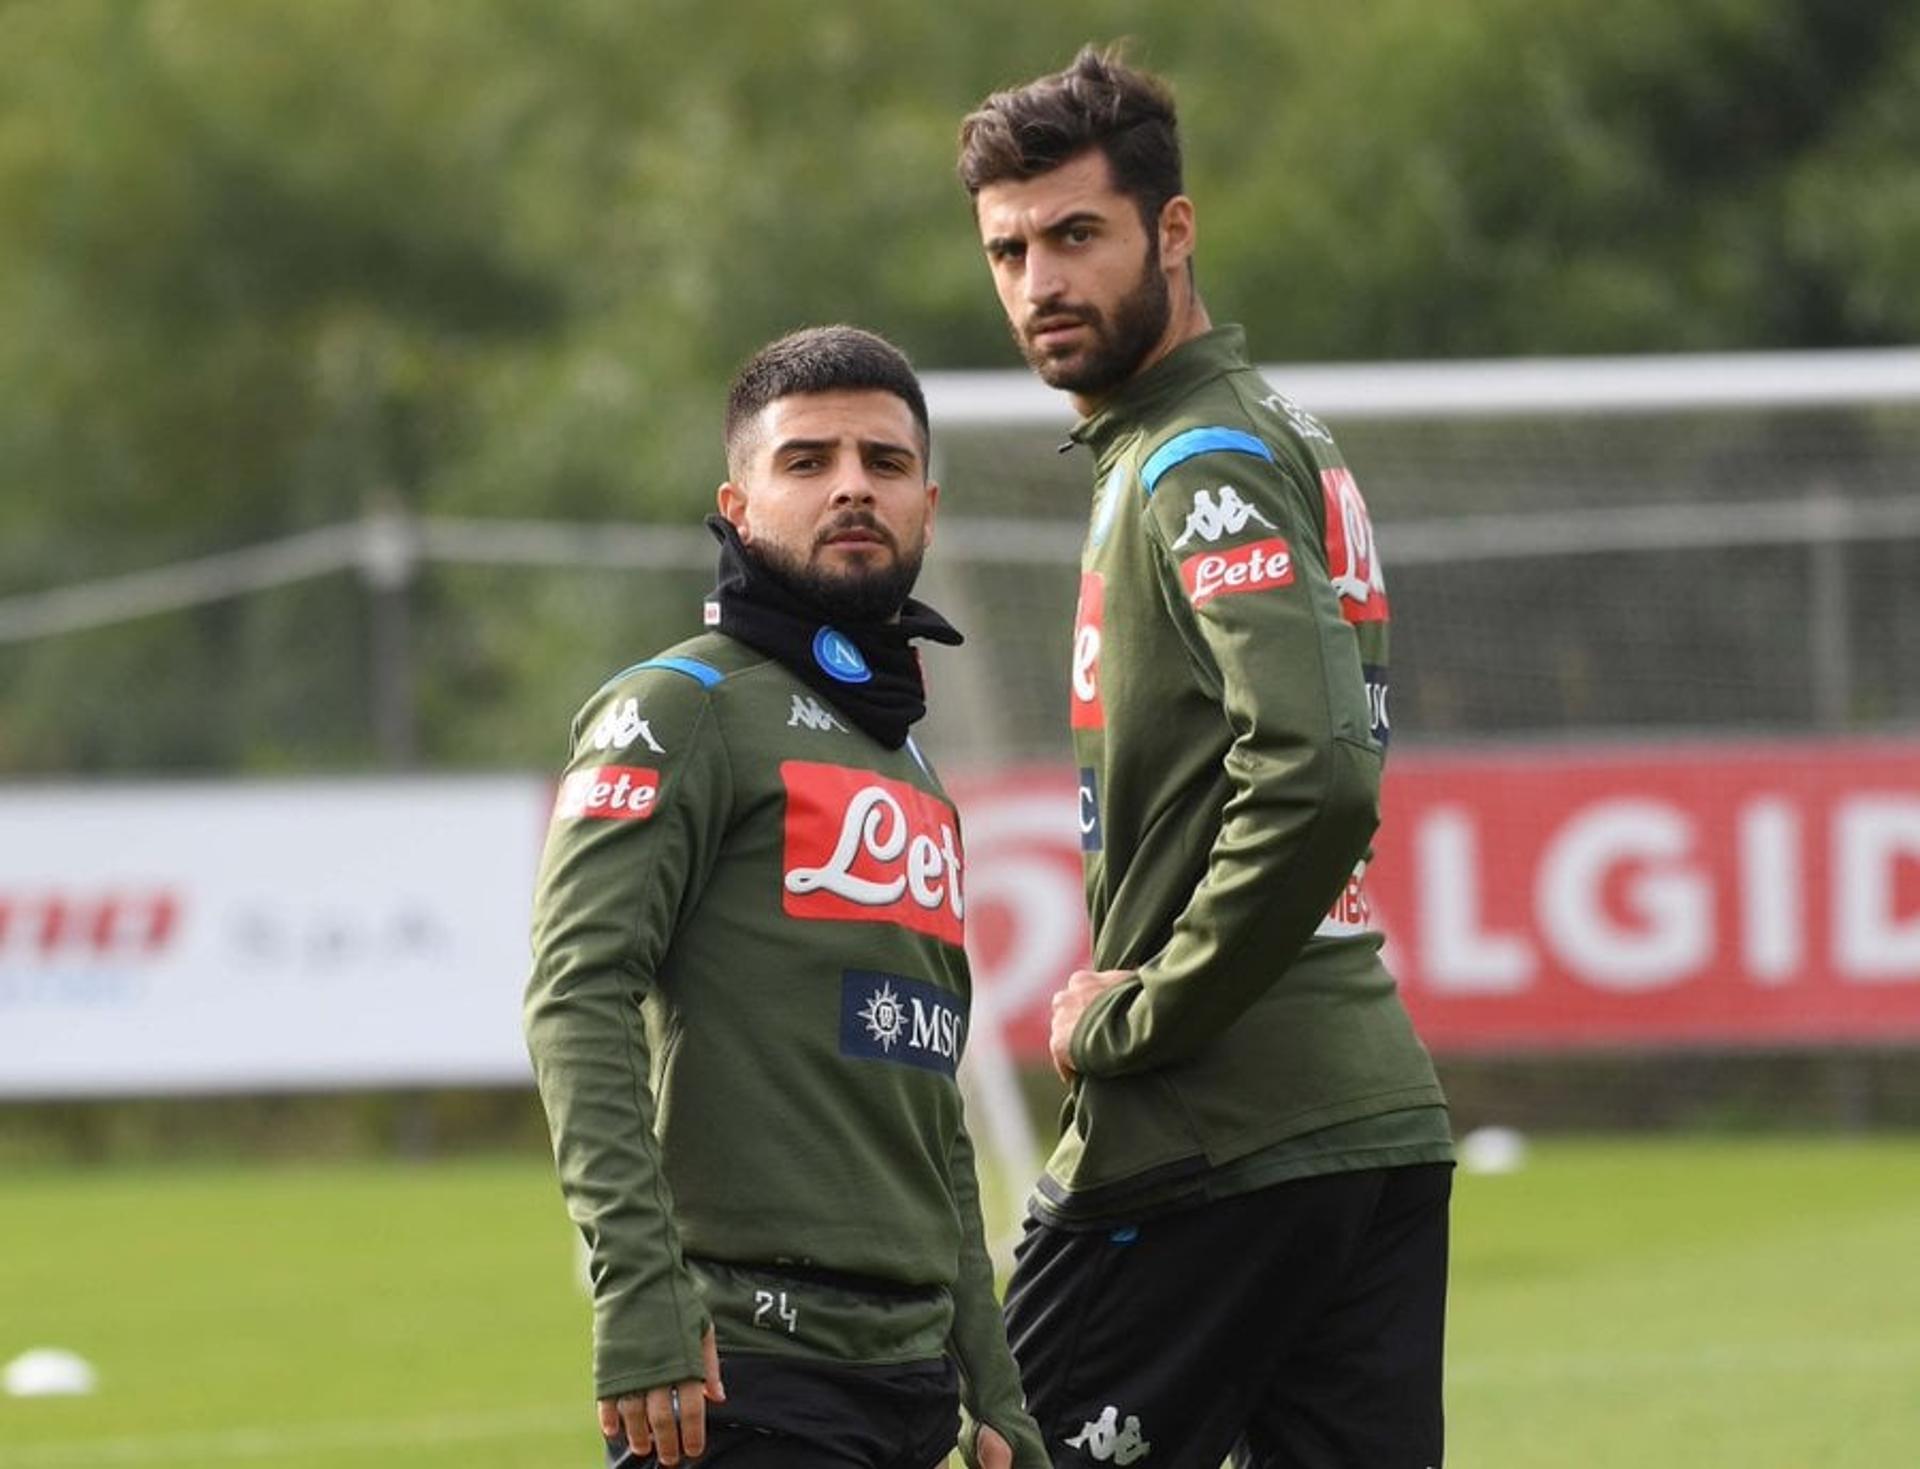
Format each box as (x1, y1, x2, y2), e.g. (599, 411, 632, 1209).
(524, 630, 1045, 1465)
(1048, 325, 1453, 1224)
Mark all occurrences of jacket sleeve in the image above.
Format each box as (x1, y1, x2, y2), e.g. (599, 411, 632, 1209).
(945, 1123, 1050, 1469)
(523, 668, 731, 1399)
(1070, 441, 1383, 1078)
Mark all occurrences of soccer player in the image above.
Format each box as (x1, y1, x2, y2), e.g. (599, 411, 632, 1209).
(525, 327, 1047, 1468)
(956, 47, 1455, 1468)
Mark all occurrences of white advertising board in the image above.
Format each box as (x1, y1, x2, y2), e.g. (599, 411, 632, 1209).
(0, 778, 551, 1097)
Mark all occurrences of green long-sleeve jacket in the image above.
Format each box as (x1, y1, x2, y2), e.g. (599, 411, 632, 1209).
(524, 632, 1044, 1464)
(1047, 326, 1452, 1224)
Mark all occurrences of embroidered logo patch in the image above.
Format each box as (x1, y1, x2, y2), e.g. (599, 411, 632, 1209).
(787, 694, 846, 732)
(555, 766, 660, 821)
(1070, 573, 1105, 731)
(1078, 767, 1103, 853)
(1321, 466, 1389, 624)
(1180, 537, 1295, 608)
(781, 763, 965, 946)
(840, 970, 964, 1076)
(812, 627, 872, 684)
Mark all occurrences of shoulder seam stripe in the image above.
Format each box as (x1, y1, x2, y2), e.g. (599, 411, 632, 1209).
(605, 655, 725, 690)
(1140, 426, 1275, 496)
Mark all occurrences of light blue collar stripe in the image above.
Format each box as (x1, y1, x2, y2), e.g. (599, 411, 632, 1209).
(608, 655, 725, 689)
(1140, 427, 1275, 496)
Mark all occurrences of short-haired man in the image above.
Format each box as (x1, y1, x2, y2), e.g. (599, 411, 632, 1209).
(525, 326, 1047, 1468)
(958, 49, 1454, 1468)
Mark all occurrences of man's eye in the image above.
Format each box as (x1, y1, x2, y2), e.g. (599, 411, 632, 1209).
(1066, 225, 1094, 245)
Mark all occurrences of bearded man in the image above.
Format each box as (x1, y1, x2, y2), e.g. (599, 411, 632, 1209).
(525, 326, 1047, 1469)
(957, 47, 1454, 1469)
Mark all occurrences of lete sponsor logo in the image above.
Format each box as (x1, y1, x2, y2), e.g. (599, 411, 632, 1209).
(1070, 572, 1105, 731)
(781, 762, 965, 946)
(1321, 467, 1388, 624)
(556, 765, 661, 821)
(1180, 537, 1294, 608)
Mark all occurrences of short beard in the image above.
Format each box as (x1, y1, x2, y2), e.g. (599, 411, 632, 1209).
(745, 530, 924, 625)
(1016, 239, 1172, 397)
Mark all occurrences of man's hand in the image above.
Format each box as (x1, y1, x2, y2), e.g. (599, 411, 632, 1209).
(1048, 968, 1136, 1081)
(975, 1423, 1014, 1468)
(598, 1327, 725, 1466)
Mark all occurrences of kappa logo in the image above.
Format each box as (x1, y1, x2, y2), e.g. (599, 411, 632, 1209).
(1065, 1405, 1151, 1464)
(780, 762, 965, 946)
(589, 697, 664, 754)
(787, 695, 846, 733)
(1170, 485, 1276, 548)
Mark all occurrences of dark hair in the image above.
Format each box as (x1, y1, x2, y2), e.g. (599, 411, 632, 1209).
(724, 325, 930, 475)
(957, 43, 1182, 233)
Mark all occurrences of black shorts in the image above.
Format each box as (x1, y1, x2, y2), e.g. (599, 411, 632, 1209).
(604, 1353, 958, 1469)
(1004, 1163, 1452, 1469)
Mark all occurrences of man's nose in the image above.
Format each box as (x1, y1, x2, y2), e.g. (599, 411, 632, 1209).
(1023, 246, 1066, 308)
(829, 467, 877, 505)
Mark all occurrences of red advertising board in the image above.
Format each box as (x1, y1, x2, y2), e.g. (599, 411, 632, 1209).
(953, 740, 1920, 1059)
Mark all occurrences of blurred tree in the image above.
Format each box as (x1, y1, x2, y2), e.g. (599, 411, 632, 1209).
(0, 0, 1913, 771)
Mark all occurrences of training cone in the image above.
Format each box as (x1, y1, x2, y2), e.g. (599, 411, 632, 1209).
(4, 1348, 99, 1397)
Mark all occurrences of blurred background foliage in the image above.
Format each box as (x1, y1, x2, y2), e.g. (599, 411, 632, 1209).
(2, 0, 1917, 772)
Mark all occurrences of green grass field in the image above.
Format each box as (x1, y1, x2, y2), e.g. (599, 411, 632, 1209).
(2, 1138, 1917, 1467)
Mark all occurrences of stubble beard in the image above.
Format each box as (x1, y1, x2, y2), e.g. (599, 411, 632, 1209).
(1016, 243, 1173, 398)
(746, 517, 925, 624)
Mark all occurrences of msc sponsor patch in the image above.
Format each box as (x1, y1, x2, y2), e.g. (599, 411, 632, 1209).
(1363, 663, 1390, 747)
(556, 766, 661, 821)
(840, 969, 964, 1076)
(1078, 767, 1104, 852)
(1180, 537, 1295, 608)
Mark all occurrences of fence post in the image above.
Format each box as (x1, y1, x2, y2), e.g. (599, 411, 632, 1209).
(360, 503, 419, 767)
(1807, 488, 1852, 731)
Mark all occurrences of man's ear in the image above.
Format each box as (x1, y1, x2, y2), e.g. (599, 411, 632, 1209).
(717, 481, 751, 540)
(1159, 194, 1196, 275)
(921, 482, 940, 550)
